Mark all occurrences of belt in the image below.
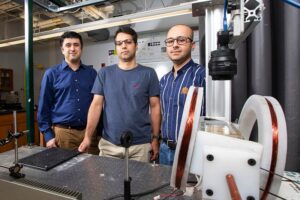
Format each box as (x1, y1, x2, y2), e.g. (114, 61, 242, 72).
(54, 124, 86, 131)
(162, 138, 177, 150)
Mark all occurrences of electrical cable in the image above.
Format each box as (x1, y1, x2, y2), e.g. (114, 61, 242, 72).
(103, 182, 170, 200)
(280, 0, 300, 9)
(259, 188, 287, 200)
(223, 0, 228, 31)
(194, 174, 202, 190)
(259, 167, 300, 200)
(160, 189, 184, 200)
(260, 167, 300, 191)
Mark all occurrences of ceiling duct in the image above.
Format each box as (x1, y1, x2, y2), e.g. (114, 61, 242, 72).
(60, 14, 80, 25)
(60, 14, 109, 41)
(86, 29, 110, 41)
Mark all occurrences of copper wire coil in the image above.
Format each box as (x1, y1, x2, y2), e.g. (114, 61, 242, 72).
(175, 88, 198, 188)
(260, 99, 279, 200)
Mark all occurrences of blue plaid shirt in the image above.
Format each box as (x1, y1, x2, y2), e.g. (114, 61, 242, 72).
(160, 59, 205, 142)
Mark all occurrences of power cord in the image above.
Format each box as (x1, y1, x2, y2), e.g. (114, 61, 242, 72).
(280, 0, 300, 9)
(223, 0, 228, 31)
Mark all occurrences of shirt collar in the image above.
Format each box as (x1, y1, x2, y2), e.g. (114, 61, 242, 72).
(60, 59, 85, 71)
(172, 59, 194, 74)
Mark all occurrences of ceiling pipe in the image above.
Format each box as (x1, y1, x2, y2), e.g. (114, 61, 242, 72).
(19, 13, 39, 22)
(33, 17, 63, 28)
(0, 1, 11, 6)
(17, 13, 80, 30)
(33, 0, 110, 13)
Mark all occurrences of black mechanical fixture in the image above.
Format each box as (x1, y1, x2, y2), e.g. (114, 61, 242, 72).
(208, 0, 239, 80)
(208, 30, 237, 80)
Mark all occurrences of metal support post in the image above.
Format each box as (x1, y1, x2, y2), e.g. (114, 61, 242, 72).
(24, 0, 35, 144)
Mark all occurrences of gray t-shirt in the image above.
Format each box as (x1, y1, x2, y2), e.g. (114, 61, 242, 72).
(92, 64, 160, 145)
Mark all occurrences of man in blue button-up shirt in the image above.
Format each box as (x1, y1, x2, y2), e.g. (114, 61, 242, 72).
(159, 25, 206, 165)
(37, 31, 98, 154)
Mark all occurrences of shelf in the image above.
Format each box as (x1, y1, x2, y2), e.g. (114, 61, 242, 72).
(0, 69, 13, 91)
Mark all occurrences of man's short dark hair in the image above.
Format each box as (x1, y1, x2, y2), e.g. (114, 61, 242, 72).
(60, 31, 83, 48)
(114, 27, 138, 43)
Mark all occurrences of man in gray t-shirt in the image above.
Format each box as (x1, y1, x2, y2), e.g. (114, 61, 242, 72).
(79, 27, 161, 162)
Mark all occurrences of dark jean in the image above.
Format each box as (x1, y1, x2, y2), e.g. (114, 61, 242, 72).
(159, 142, 176, 166)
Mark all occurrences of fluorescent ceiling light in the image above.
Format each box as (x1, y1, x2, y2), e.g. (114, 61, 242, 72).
(0, 3, 193, 48)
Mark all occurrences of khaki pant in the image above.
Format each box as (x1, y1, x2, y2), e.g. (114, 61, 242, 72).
(53, 126, 99, 155)
(98, 138, 151, 162)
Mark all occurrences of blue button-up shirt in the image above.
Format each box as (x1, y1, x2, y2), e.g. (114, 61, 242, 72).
(160, 59, 205, 142)
(37, 60, 97, 142)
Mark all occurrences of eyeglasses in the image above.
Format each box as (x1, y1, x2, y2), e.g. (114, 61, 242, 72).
(164, 36, 193, 47)
(115, 39, 134, 46)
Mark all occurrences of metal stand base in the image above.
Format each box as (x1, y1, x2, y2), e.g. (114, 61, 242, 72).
(9, 164, 25, 179)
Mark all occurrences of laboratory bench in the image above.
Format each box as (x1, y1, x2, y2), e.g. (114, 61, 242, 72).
(0, 146, 196, 200)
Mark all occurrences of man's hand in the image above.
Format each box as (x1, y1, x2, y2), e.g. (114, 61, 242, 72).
(78, 137, 91, 153)
(46, 138, 57, 148)
(150, 139, 159, 161)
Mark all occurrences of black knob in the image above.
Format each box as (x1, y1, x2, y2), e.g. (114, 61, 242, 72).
(120, 131, 133, 148)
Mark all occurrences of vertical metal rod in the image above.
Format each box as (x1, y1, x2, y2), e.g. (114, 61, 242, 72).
(13, 111, 18, 164)
(125, 148, 129, 180)
(25, 0, 35, 144)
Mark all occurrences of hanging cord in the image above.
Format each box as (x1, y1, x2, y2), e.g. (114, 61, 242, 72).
(280, 0, 300, 9)
(223, 0, 228, 31)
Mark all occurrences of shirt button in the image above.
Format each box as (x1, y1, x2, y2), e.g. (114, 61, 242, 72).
(78, 108, 81, 111)
(76, 89, 79, 92)
(75, 79, 78, 82)
(77, 99, 80, 101)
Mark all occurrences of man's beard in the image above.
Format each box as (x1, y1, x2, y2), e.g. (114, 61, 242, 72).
(120, 53, 135, 62)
